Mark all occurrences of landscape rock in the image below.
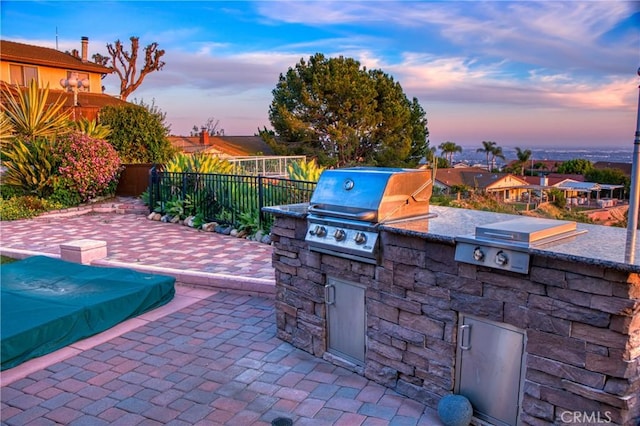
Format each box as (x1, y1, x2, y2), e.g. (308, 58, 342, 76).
(202, 222, 217, 232)
(261, 234, 271, 245)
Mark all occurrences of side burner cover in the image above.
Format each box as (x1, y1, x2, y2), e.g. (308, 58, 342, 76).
(474, 217, 577, 246)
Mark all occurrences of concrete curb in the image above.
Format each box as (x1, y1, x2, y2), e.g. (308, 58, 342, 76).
(1, 247, 275, 298)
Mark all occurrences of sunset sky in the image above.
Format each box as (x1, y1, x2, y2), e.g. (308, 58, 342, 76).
(1, 1, 638, 148)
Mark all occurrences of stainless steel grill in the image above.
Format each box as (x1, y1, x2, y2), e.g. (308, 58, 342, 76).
(305, 167, 433, 264)
(455, 217, 587, 274)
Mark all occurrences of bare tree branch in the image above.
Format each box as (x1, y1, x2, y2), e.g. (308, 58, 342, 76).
(96, 36, 165, 101)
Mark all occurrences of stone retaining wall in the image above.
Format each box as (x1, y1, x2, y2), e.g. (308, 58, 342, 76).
(270, 215, 640, 425)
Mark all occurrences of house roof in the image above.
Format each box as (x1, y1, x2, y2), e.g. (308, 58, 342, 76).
(167, 135, 274, 157)
(521, 173, 585, 186)
(435, 167, 528, 190)
(167, 136, 230, 156)
(1, 83, 128, 109)
(0, 39, 113, 75)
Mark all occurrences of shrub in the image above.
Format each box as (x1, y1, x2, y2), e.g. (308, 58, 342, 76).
(164, 152, 234, 174)
(286, 158, 324, 182)
(72, 117, 112, 139)
(0, 80, 72, 142)
(1, 138, 57, 197)
(0, 195, 64, 220)
(52, 132, 122, 203)
(100, 101, 176, 164)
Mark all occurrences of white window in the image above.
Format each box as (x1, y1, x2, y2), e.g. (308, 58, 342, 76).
(9, 64, 38, 86)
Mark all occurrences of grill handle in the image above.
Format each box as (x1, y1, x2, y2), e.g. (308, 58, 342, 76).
(410, 178, 433, 202)
(459, 324, 472, 350)
(324, 284, 336, 305)
(308, 205, 377, 222)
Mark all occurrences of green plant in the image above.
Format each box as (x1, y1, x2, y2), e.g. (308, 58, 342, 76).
(0, 80, 72, 142)
(0, 111, 15, 147)
(0, 184, 25, 199)
(0, 195, 64, 220)
(72, 117, 112, 139)
(192, 212, 206, 229)
(155, 198, 186, 219)
(548, 188, 566, 209)
(286, 158, 325, 182)
(164, 152, 234, 174)
(2, 138, 56, 197)
(48, 177, 82, 207)
(51, 132, 122, 203)
(237, 210, 260, 235)
(100, 102, 176, 163)
(140, 189, 150, 206)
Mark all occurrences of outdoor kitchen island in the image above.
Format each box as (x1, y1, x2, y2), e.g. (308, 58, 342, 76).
(263, 203, 640, 426)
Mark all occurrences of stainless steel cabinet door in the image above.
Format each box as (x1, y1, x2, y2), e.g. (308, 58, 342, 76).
(456, 315, 525, 426)
(325, 277, 366, 364)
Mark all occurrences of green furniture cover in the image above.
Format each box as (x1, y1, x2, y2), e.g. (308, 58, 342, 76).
(1, 256, 175, 370)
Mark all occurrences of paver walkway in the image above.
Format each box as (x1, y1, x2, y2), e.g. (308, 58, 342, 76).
(0, 199, 443, 425)
(0, 208, 274, 282)
(1, 292, 439, 425)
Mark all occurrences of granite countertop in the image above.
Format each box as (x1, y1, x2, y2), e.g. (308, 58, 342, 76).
(263, 203, 640, 272)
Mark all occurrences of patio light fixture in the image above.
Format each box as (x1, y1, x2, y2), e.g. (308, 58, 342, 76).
(60, 72, 89, 106)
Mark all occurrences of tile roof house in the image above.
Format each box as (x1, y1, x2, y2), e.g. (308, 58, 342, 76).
(434, 167, 529, 201)
(168, 132, 274, 157)
(0, 38, 129, 120)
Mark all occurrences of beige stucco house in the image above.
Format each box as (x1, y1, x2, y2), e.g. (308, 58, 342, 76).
(0, 37, 128, 120)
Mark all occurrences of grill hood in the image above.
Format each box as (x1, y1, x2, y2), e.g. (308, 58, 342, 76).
(308, 167, 433, 223)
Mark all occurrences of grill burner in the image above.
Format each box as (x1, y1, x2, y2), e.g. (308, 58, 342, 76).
(306, 167, 433, 264)
(455, 217, 587, 274)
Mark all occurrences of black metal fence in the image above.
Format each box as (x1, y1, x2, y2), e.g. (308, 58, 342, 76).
(148, 167, 316, 229)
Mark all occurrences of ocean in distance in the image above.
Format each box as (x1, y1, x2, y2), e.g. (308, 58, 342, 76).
(450, 146, 634, 167)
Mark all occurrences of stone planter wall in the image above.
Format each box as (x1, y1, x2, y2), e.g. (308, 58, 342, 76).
(270, 214, 640, 425)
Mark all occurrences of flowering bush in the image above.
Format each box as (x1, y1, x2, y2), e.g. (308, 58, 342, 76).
(52, 132, 122, 203)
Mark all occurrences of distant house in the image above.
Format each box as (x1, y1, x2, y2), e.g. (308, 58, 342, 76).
(521, 173, 585, 187)
(434, 167, 529, 201)
(168, 132, 275, 157)
(0, 38, 128, 120)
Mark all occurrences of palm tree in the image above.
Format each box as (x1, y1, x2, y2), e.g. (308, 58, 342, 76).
(477, 141, 506, 171)
(515, 147, 532, 175)
(477, 141, 496, 171)
(438, 141, 462, 165)
(490, 145, 506, 171)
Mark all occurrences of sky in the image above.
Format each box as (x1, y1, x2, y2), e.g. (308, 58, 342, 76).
(1, 1, 639, 149)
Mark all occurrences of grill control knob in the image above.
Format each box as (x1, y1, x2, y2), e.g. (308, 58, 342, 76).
(495, 250, 509, 266)
(333, 229, 346, 241)
(354, 232, 367, 245)
(311, 225, 327, 237)
(472, 247, 485, 262)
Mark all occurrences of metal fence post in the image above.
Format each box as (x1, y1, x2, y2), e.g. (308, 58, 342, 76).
(148, 166, 157, 213)
(258, 175, 265, 229)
